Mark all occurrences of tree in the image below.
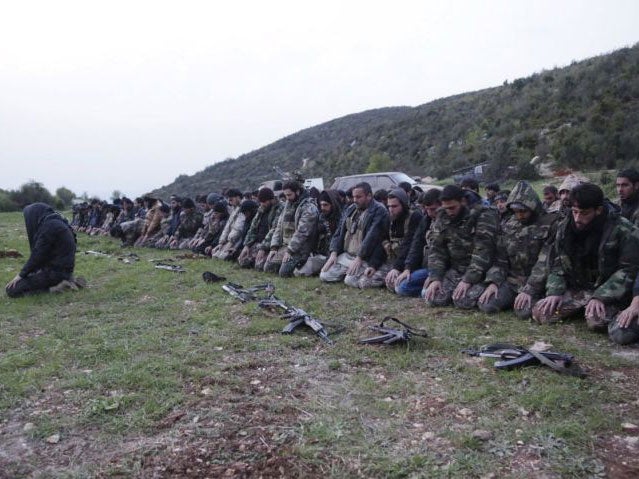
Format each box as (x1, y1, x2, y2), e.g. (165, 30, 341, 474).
(55, 187, 76, 207)
(10, 181, 55, 208)
(365, 152, 393, 173)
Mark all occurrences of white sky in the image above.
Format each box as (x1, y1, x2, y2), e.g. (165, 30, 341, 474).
(0, 0, 637, 200)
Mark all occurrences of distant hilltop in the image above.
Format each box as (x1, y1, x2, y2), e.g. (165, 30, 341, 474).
(151, 43, 639, 198)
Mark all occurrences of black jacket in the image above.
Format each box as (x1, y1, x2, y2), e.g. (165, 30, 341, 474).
(330, 200, 389, 268)
(20, 203, 76, 278)
(404, 213, 434, 271)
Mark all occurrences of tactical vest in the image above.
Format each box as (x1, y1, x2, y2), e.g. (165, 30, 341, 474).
(385, 214, 412, 260)
(344, 208, 368, 256)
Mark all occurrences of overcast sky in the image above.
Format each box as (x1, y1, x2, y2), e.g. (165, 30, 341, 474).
(1, 0, 637, 200)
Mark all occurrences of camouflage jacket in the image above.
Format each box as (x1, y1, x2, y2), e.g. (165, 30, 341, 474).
(203, 216, 227, 247)
(486, 181, 560, 295)
(330, 200, 389, 267)
(218, 206, 246, 246)
(193, 209, 214, 241)
(545, 210, 639, 303)
(270, 191, 319, 256)
(428, 204, 499, 284)
(141, 201, 163, 237)
(175, 210, 203, 239)
(244, 201, 283, 250)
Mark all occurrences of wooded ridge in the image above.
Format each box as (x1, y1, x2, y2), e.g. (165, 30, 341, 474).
(152, 44, 639, 198)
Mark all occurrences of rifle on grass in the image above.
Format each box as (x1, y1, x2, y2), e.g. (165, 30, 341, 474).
(221, 282, 275, 303)
(462, 343, 586, 377)
(359, 316, 428, 345)
(258, 296, 333, 344)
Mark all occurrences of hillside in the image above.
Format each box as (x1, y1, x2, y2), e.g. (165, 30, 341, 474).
(152, 44, 639, 198)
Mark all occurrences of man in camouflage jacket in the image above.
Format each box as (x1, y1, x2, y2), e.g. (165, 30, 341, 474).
(238, 188, 283, 270)
(465, 181, 560, 316)
(264, 181, 319, 277)
(294, 189, 343, 277)
(170, 198, 204, 249)
(532, 183, 639, 330)
(423, 184, 499, 308)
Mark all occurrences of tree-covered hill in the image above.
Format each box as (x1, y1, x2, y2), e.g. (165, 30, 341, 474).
(152, 44, 639, 198)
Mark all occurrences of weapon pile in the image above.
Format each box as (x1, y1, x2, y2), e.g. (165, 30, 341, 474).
(222, 282, 334, 344)
(462, 343, 586, 377)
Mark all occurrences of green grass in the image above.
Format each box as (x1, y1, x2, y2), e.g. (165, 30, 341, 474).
(0, 211, 637, 477)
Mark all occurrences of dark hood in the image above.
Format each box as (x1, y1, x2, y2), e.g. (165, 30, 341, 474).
(390, 188, 410, 211)
(24, 203, 58, 250)
(319, 189, 344, 222)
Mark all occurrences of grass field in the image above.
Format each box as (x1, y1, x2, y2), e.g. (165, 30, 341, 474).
(1, 210, 638, 478)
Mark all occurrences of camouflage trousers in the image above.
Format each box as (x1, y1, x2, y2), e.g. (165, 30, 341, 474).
(263, 246, 307, 278)
(212, 242, 238, 261)
(319, 252, 384, 289)
(531, 289, 618, 331)
(238, 244, 267, 271)
(608, 314, 639, 345)
(425, 269, 483, 308)
(119, 218, 144, 244)
(464, 281, 519, 314)
(294, 254, 328, 277)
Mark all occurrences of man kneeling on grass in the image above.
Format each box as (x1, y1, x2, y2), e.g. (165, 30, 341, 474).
(6, 203, 84, 298)
(532, 183, 639, 331)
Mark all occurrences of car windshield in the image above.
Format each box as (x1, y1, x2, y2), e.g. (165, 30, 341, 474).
(389, 173, 416, 185)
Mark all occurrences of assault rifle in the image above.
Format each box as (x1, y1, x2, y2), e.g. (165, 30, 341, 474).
(221, 282, 275, 303)
(258, 296, 333, 344)
(462, 343, 585, 377)
(359, 316, 428, 345)
(154, 262, 186, 273)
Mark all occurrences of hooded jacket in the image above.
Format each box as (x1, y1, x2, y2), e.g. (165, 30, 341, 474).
(486, 181, 559, 293)
(384, 189, 422, 270)
(315, 190, 343, 255)
(20, 203, 76, 278)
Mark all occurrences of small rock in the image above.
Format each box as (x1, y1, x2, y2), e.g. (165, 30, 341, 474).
(23, 423, 35, 432)
(250, 380, 261, 386)
(458, 407, 473, 417)
(622, 422, 639, 432)
(46, 434, 60, 444)
(624, 436, 639, 447)
(472, 429, 493, 441)
(518, 407, 530, 417)
(201, 387, 214, 396)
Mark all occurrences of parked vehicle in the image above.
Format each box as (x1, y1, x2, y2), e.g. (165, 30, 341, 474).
(330, 172, 440, 193)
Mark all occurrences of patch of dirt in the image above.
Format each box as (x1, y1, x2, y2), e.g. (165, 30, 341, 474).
(596, 435, 639, 478)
